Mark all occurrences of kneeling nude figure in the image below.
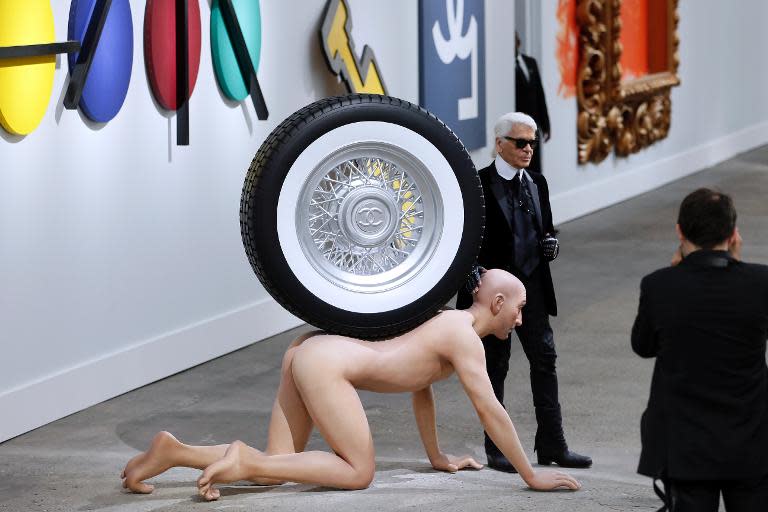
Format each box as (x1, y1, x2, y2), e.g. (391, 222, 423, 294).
(122, 269, 581, 500)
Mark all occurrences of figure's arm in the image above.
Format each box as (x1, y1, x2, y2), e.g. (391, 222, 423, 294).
(412, 386, 482, 472)
(449, 329, 579, 490)
(631, 277, 658, 358)
(450, 342, 534, 480)
(412, 386, 441, 462)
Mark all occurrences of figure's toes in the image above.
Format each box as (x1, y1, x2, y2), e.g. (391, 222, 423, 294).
(204, 487, 220, 501)
(125, 479, 155, 494)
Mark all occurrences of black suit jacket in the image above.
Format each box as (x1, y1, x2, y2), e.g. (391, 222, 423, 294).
(632, 250, 768, 480)
(457, 162, 557, 316)
(516, 53, 550, 138)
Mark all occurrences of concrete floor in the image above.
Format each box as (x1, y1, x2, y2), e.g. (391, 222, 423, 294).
(2, 146, 767, 512)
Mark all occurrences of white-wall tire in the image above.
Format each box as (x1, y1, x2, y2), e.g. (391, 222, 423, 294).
(240, 95, 484, 338)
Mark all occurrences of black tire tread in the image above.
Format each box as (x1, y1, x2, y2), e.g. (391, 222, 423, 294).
(240, 94, 484, 338)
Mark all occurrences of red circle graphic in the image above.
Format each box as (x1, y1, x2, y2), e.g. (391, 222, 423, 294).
(144, 0, 202, 111)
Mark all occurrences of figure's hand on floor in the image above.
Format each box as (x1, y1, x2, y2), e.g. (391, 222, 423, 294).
(431, 453, 483, 473)
(524, 469, 581, 491)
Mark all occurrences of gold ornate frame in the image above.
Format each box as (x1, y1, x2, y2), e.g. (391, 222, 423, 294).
(576, 0, 680, 164)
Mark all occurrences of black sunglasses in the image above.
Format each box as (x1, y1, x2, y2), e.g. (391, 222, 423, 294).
(503, 136, 538, 149)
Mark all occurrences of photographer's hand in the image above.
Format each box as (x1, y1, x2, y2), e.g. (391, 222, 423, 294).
(671, 245, 683, 266)
(729, 227, 742, 261)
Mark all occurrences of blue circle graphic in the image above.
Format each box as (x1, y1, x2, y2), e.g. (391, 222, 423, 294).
(68, 0, 133, 123)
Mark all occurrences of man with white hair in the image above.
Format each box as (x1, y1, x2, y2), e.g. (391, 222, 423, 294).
(457, 112, 591, 472)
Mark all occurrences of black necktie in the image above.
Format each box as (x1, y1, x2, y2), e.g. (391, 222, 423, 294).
(511, 174, 540, 277)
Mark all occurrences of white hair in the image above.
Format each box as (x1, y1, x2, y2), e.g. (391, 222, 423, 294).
(494, 112, 537, 138)
(491, 112, 537, 157)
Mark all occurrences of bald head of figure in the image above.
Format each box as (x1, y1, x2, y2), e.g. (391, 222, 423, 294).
(474, 269, 527, 339)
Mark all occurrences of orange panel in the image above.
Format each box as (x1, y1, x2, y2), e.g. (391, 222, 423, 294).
(620, 0, 650, 80)
(556, 0, 578, 98)
(648, 0, 669, 73)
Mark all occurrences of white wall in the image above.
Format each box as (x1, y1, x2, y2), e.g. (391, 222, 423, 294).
(0, 0, 515, 442)
(3, 0, 767, 443)
(536, 0, 768, 223)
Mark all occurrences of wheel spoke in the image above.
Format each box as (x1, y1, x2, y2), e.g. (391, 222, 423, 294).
(299, 150, 439, 286)
(398, 225, 424, 235)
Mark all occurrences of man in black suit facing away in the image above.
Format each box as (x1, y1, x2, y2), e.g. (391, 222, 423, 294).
(457, 112, 591, 472)
(632, 188, 768, 511)
(515, 32, 550, 175)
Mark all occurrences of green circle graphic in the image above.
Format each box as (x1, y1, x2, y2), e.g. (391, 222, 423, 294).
(211, 0, 261, 102)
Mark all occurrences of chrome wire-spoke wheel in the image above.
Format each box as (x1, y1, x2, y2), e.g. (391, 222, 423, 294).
(298, 145, 442, 294)
(241, 95, 484, 338)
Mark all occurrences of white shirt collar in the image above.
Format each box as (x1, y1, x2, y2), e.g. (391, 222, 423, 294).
(517, 54, 530, 80)
(494, 155, 531, 183)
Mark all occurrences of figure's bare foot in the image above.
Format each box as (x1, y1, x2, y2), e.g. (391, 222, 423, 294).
(121, 431, 181, 493)
(198, 440, 254, 501)
(250, 476, 285, 486)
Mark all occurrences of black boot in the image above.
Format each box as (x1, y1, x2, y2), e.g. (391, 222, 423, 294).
(486, 451, 518, 473)
(484, 433, 518, 473)
(534, 406, 593, 468)
(536, 447, 592, 468)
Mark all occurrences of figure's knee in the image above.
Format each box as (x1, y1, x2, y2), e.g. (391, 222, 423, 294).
(345, 465, 375, 490)
(282, 331, 322, 373)
(290, 330, 323, 350)
(281, 341, 306, 374)
(281, 346, 298, 375)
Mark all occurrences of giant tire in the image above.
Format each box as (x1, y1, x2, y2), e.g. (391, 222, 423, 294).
(240, 94, 485, 338)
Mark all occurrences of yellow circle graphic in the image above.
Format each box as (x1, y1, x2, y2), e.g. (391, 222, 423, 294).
(0, 0, 56, 136)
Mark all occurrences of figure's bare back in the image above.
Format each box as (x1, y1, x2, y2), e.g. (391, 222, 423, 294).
(290, 310, 477, 394)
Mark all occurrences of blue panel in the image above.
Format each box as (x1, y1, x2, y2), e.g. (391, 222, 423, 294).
(419, 0, 486, 150)
(68, 0, 133, 123)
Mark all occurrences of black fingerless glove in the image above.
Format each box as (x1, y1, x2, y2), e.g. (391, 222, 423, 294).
(540, 235, 560, 261)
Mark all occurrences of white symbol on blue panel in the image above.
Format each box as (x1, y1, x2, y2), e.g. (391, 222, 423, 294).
(432, 0, 478, 120)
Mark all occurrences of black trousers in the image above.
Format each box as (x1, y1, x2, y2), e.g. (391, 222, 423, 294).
(666, 475, 768, 512)
(483, 265, 564, 456)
